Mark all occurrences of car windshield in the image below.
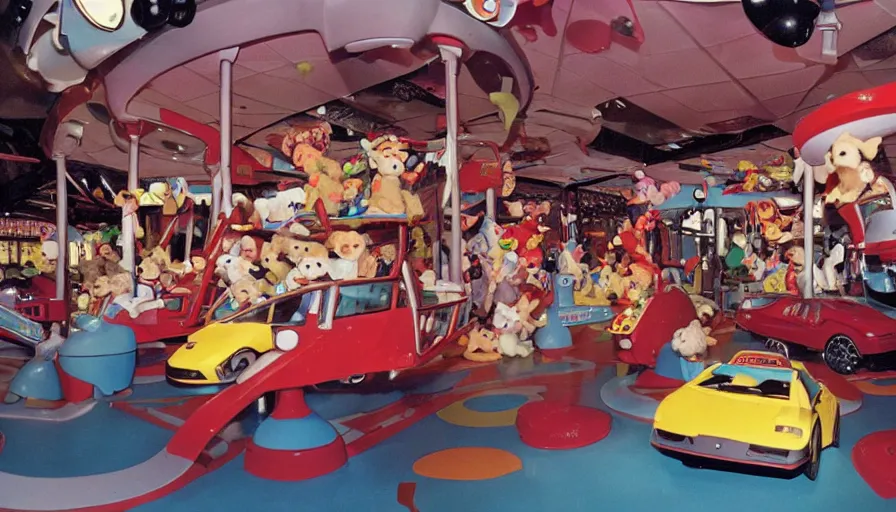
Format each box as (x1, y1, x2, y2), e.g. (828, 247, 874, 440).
(699, 372, 791, 400)
(226, 303, 270, 324)
(270, 292, 317, 325)
(864, 255, 896, 308)
(700, 364, 793, 400)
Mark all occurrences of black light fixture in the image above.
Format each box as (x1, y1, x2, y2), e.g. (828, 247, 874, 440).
(741, 0, 822, 48)
(131, 0, 196, 32)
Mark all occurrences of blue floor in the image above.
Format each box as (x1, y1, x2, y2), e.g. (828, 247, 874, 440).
(131, 366, 896, 512)
(0, 404, 172, 478)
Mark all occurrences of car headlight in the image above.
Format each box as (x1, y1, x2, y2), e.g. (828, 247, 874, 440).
(774, 425, 803, 436)
(619, 338, 632, 350)
(275, 330, 299, 351)
(741, 299, 753, 310)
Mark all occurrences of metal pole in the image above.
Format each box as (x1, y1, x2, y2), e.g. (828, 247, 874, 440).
(440, 45, 463, 284)
(802, 157, 815, 299)
(184, 211, 194, 262)
(486, 188, 496, 220)
(219, 48, 239, 217)
(122, 134, 139, 276)
(210, 171, 222, 231)
(54, 157, 68, 301)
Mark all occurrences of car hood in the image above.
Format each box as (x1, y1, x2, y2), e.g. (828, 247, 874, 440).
(168, 322, 273, 370)
(654, 386, 811, 451)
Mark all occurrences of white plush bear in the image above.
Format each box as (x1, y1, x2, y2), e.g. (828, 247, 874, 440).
(254, 186, 307, 224)
(297, 257, 331, 281)
(215, 254, 257, 286)
(671, 319, 717, 361)
(492, 302, 534, 358)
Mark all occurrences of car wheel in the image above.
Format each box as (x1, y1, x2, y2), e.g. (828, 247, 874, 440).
(765, 338, 790, 359)
(823, 335, 861, 375)
(832, 405, 841, 449)
(230, 349, 258, 375)
(804, 426, 822, 481)
(341, 374, 367, 385)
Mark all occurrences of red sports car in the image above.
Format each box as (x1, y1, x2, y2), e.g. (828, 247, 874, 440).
(735, 294, 896, 374)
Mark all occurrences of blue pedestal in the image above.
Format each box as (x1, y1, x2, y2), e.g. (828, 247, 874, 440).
(253, 412, 338, 450)
(58, 319, 137, 396)
(534, 300, 573, 350)
(7, 359, 63, 401)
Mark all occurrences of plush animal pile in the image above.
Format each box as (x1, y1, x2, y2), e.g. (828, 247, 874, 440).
(211, 229, 394, 311)
(457, 198, 554, 361)
(255, 123, 427, 226)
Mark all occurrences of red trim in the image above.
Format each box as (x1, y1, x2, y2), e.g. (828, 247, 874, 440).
(429, 35, 468, 53)
(244, 437, 347, 481)
(793, 82, 896, 152)
(270, 388, 313, 420)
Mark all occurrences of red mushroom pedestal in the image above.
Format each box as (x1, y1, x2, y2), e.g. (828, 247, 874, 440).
(244, 388, 347, 480)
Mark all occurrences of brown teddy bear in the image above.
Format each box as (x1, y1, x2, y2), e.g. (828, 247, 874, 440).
(824, 132, 885, 205)
(285, 238, 328, 265)
(88, 275, 113, 315)
(294, 143, 344, 215)
(361, 135, 425, 219)
(230, 277, 264, 306)
(326, 230, 369, 280)
(260, 241, 292, 290)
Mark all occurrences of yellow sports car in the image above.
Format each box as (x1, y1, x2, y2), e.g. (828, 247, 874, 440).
(651, 350, 840, 480)
(166, 291, 317, 385)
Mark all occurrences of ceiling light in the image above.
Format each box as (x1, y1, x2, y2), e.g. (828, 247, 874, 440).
(611, 16, 635, 37)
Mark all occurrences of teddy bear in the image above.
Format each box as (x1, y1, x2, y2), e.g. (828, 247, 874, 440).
(230, 277, 265, 306)
(254, 186, 307, 225)
(671, 318, 717, 355)
(284, 238, 329, 266)
(189, 255, 207, 286)
(259, 242, 291, 288)
(286, 257, 331, 290)
(326, 230, 368, 280)
(458, 327, 502, 363)
(293, 143, 344, 216)
(515, 294, 547, 340)
(215, 254, 258, 286)
(88, 275, 113, 315)
(98, 243, 121, 264)
(108, 272, 165, 319)
(824, 132, 885, 206)
(492, 302, 534, 358)
(361, 135, 425, 219)
(376, 244, 398, 277)
(663, 319, 718, 381)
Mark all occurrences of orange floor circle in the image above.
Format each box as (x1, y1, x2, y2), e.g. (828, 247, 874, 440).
(412, 447, 522, 481)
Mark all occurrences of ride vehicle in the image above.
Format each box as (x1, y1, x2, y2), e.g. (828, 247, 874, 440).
(103, 202, 282, 343)
(651, 350, 840, 480)
(610, 283, 697, 368)
(166, 221, 469, 385)
(736, 184, 896, 374)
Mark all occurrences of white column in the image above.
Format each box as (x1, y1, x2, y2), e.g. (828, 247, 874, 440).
(440, 45, 463, 284)
(210, 170, 222, 230)
(219, 48, 239, 217)
(54, 157, 68, 301)
(122, 134, 139, 276)
(802, 159, 815, 299)
(485, 188, 497, 220)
